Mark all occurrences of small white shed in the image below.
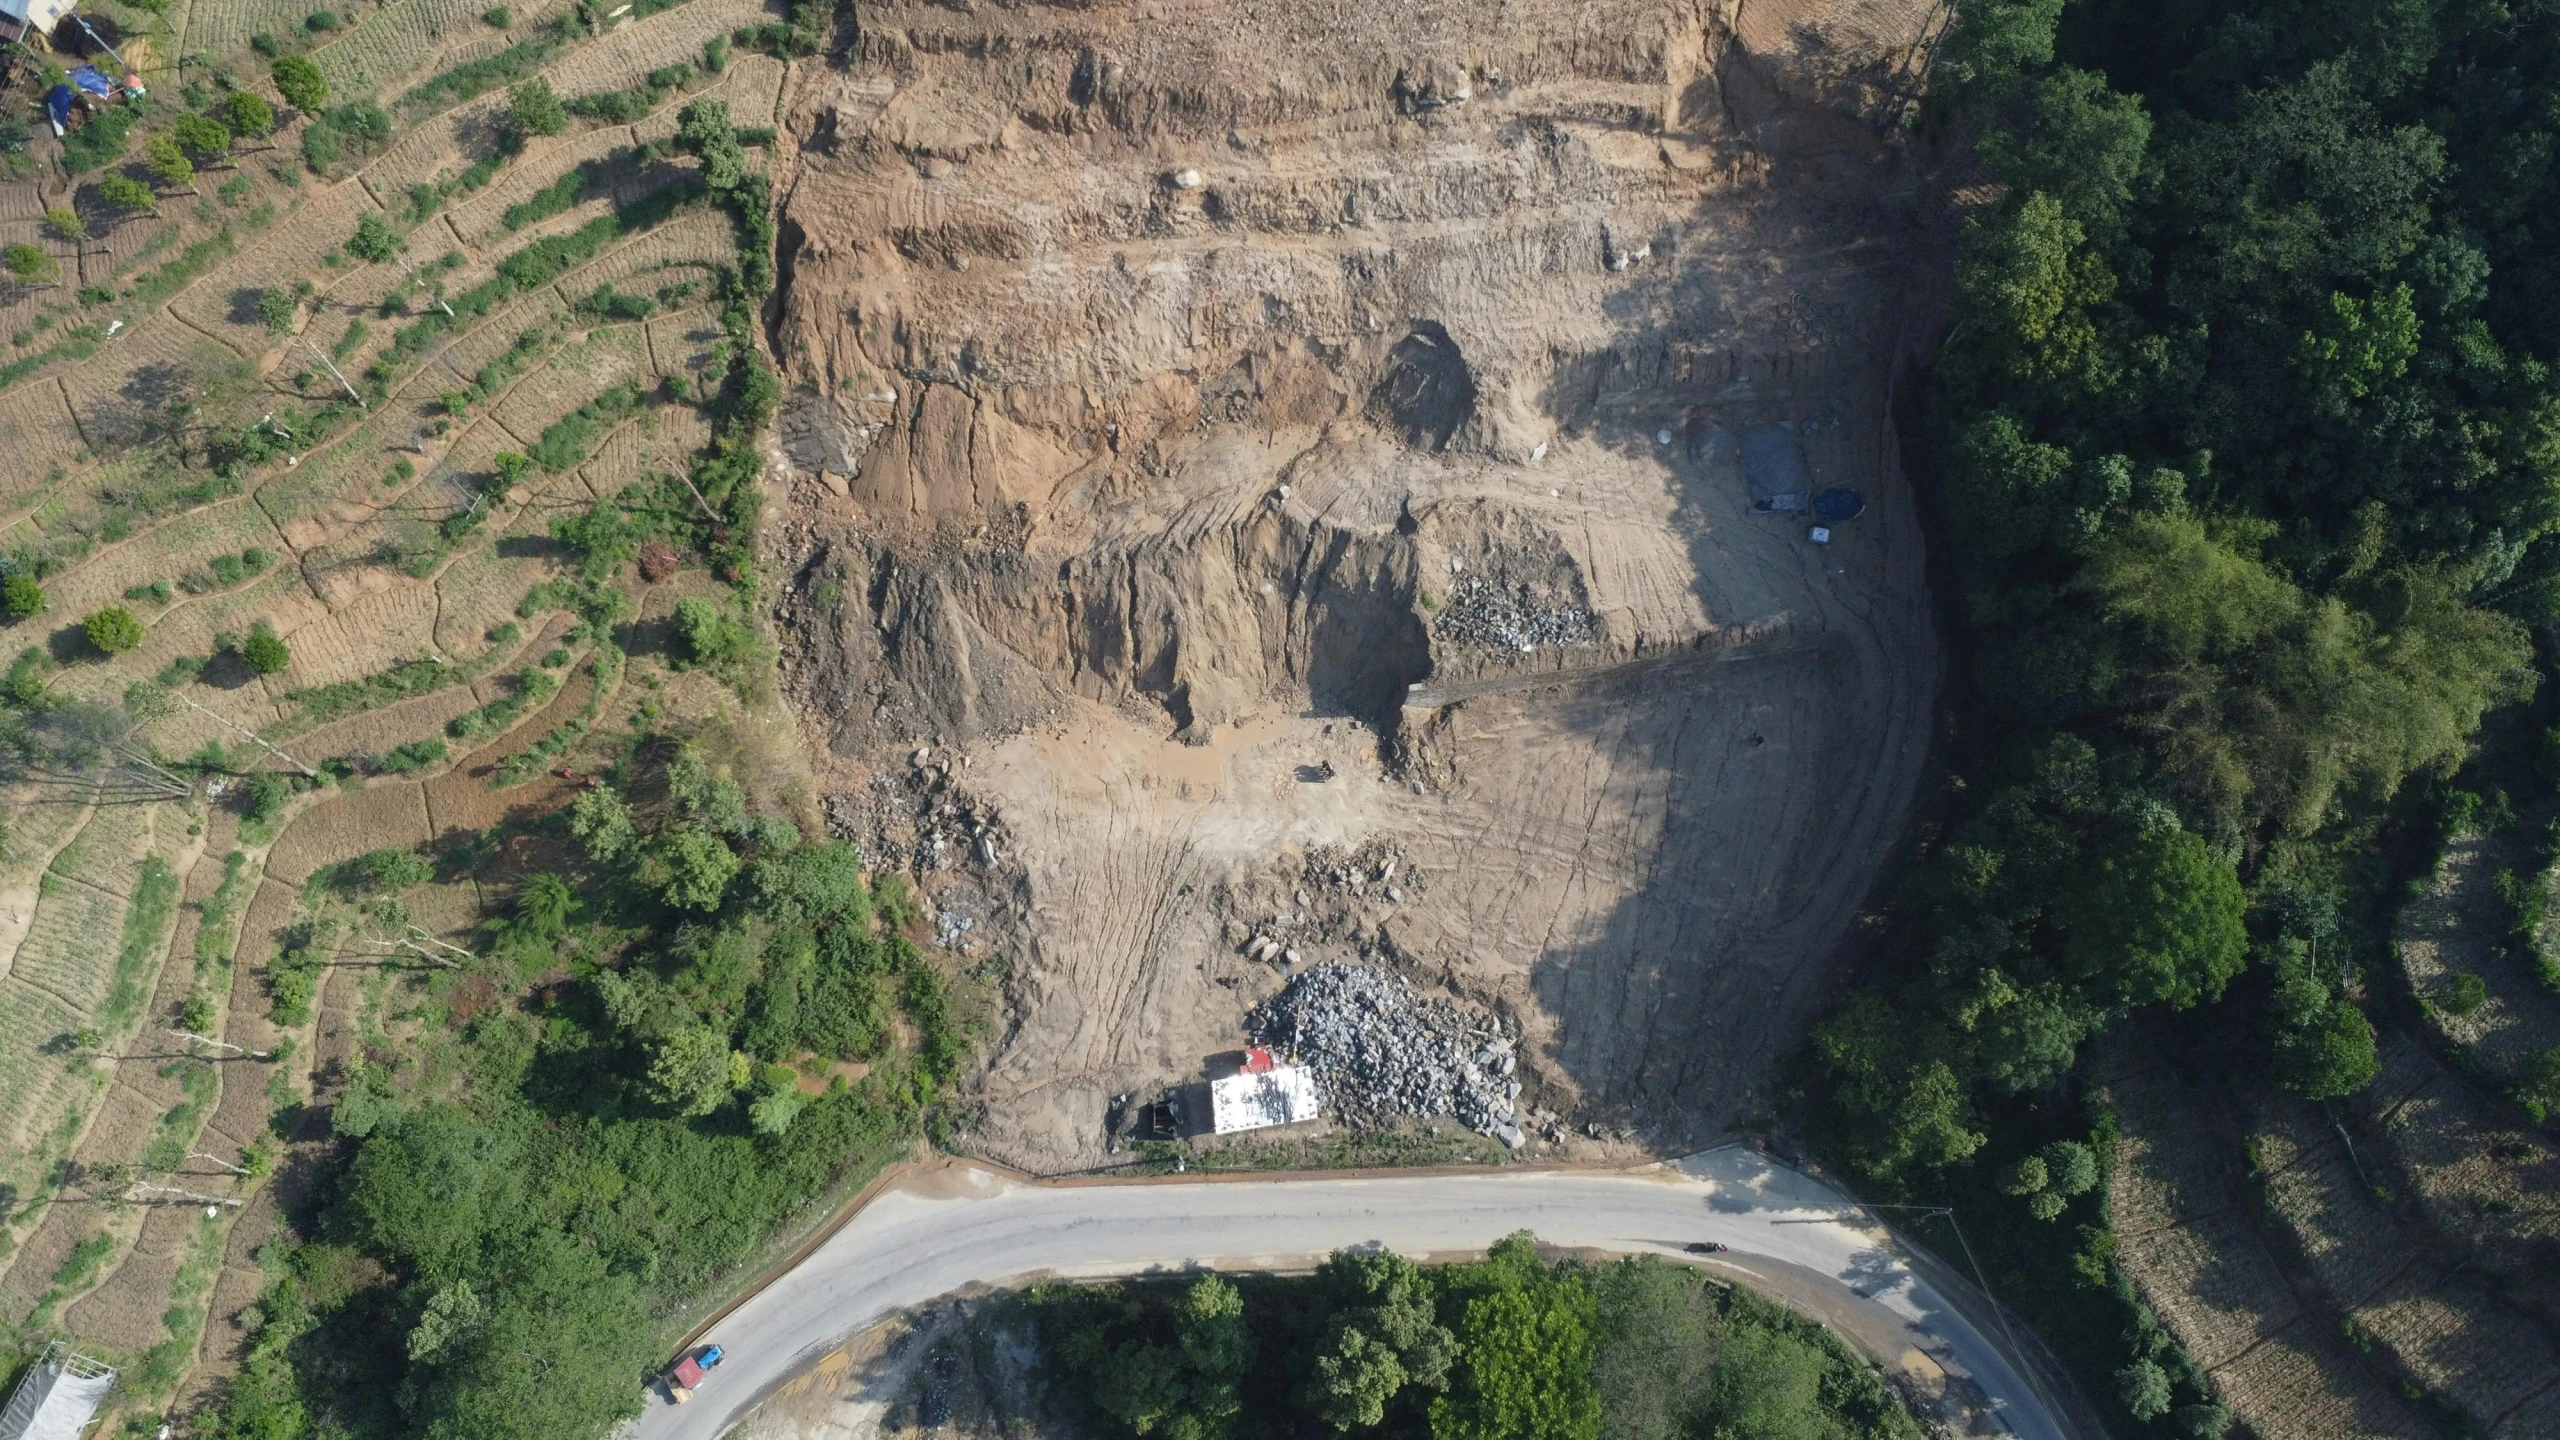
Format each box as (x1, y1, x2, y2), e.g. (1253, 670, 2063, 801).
(1209, 1065, 1323, 1135)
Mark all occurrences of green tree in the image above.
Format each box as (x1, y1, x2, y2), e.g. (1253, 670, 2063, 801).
(655, 828, 739, 911)
(171, 112, 232, 162)
(340, 1106, 518, 1282)
(220, 91, 274, 138)
(568, 784, 638, 864)
(509, 78, 567, 138)
(2116, 1358, 2173, 1421)
(257, 287, 298, 334)
(1998, 1154, 2049, 1196)
(1305, 1252, 1457, 1430)
(1700, 1326, 1840, 1440)
(1953, 191, 2119, 401)
(2270, 967, 2379, 1100)
(2, 573, 41, 620)
(241, 621, 292, 675)
(645, 1024, 742, 1115)
(84, 606, 144, 655)
(2056, 826, 2245, 1011)
(1587, 1258, 1721, 1440)
(405, 1280, 486, 1364)
(4, 244, 60, 288)
(348, 211, 401, 263)
(98, 174, 156, 216)
(272, 55, 328, 112)
(2039, 1140, 2099, 1196)
(143, 133, 197, 193)
(2521, 1045, 2560, 1118)
(406, 1232, 651, 1440)
(1429, 1244, 1600, 1440)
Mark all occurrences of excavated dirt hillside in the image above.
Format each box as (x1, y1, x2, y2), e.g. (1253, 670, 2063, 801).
(762, 0, 1951, 1171)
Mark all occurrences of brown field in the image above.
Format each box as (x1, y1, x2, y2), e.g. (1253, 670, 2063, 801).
(2101, 1040, 2432, 1439)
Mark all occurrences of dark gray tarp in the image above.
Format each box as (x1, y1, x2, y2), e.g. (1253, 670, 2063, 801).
(1738, 423, 1812, 503)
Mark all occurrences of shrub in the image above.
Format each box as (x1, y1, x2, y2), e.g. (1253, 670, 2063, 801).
(171, 113, 232, 159)
(327, 847, 434, 895)
(305, 9, 339, 29)
(672, 596, 751, 670)
(349, 212, 400, 263)
(97, 174, 156, 215)
(2, 573, 41, 620)
(221, 92, 274, 138)
(482, 5, 510, 24)
(2440, 971, 2490, 1016)
(242, 772, 291, 823)
(272, 55, 329, 112)
(241, 622, 292, 675)
(509, 78, 566, 138)
(84, 606, 144, 654)
(144, 133, 195, 191)
(44, 207, 85, 241)
(258, 287, 298, 333)
(375, 737, 448, 774)
(4, 243, 59, 286)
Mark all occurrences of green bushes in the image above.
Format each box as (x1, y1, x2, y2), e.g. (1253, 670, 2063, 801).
(84, 606, 143, 655)
(241, 620, 292, 675)
(271, 56, 328, 112)
(396, 30, 568, 118)
(1022, 1242, 1917, 1440)
(2, 572, 41, 620)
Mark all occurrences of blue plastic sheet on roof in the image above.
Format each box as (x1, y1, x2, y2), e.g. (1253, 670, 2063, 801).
(70, 66, 113, 97)
(46, 85, 74, 128)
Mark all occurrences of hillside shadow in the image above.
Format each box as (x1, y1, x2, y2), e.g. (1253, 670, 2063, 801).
(1485, 67, 1940, 1145)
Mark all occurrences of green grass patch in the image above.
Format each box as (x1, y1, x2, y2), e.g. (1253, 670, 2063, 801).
(396, 30, 569, 118)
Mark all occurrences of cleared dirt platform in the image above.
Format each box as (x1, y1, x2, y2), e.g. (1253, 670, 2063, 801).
(766, 0, 1946, 1171)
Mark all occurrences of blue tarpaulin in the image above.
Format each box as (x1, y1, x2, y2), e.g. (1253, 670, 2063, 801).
(69, 66, 113, 97)
(46, 85, 74, 129)
(1812, 488, 1866, 524)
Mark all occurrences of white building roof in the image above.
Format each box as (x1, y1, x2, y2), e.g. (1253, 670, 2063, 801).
(0, 1344, 116, 1440)
(0, 0, 77, 32)
(1209, 1065, 1322, 1134)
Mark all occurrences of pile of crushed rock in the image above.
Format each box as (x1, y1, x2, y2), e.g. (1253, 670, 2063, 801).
(1430, 576, 1597, 653)
(1248, 963, 1525, 1148)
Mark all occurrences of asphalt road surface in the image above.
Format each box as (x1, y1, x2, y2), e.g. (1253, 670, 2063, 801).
(633, 1147, 2077, 1440)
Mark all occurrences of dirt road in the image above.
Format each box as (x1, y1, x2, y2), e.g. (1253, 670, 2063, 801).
(637, 1148, 2076, 1440)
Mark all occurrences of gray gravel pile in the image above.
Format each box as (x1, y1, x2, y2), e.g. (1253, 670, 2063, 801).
(1249, 964, 1526, 1148)
(1431, 576, 1596, 653)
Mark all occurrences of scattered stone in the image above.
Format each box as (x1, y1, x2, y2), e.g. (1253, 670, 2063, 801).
(1249, 963, 1520, 1140)
(1432, 575, 1597, 652)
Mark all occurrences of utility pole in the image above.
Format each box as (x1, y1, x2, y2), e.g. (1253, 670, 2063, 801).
(167, 1028, 271, 1060)
(301, 335, 365, 408)
(177, 693, 318, 778)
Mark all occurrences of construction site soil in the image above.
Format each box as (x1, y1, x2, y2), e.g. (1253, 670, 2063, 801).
(761, 0, 1951, 1171)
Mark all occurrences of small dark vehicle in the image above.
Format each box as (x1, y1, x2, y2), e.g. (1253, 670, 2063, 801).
(1684, 1242, 1731, 1254)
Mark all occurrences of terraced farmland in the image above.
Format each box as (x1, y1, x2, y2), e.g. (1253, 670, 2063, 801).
(0, 0, 798, 1426)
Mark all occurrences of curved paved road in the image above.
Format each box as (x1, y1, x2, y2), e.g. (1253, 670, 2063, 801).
(635, 1148, 2075, 1440)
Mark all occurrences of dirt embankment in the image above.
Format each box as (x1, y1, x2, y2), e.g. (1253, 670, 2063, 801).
(763, 0, 1952, 1171)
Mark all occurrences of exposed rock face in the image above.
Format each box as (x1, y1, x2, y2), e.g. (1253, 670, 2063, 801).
(766, 0, 1949, 1171)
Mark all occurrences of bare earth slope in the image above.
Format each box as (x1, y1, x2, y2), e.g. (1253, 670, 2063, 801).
(764, 0, 1948, 1170)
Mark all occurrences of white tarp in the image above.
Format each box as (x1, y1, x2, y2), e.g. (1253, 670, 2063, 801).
(0, 1344, 115, 1440)
(1209, 1066, 1322, 1134)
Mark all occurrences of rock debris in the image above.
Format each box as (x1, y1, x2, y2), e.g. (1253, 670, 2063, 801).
(1431, 575, 1597, 653)
(1249, 964, 1525, 1148)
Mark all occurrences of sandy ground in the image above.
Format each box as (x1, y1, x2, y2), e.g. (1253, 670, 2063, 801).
(765, 0, 1948, 1171)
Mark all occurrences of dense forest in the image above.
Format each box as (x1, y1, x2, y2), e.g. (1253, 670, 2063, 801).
(1805, 0, 2560, 1434)
(1018, 1238, 1918, 1440)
